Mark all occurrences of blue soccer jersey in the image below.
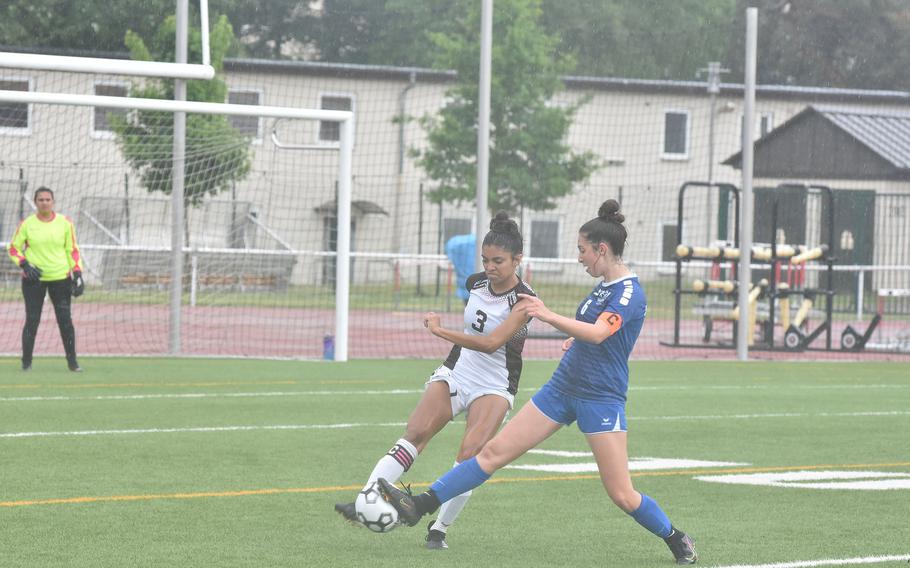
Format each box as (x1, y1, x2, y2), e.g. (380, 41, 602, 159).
(547, 274, 646, 403)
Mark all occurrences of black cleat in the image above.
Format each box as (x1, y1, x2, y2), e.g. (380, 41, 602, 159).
(664, 528, 697, 565)
(68, 361, 82, 373)
(334, 502, 360, 525)
(425, 520, 448, 550)
(22, 361, 31, 372)
(376, 478, 422, 527)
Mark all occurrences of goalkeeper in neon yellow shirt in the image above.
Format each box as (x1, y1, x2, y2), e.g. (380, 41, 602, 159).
(7, 186, 84, 372)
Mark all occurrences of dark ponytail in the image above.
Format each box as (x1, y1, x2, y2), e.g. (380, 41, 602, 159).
(580, 199, 627, 257)
(482, 211, 523, 256)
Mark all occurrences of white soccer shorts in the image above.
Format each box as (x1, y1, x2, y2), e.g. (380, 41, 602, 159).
(425, 365, 515, 418)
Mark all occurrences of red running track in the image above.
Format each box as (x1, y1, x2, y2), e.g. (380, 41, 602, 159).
(1, 301, 907, 362)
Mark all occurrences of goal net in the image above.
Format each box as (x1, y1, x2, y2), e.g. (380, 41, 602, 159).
(0, 67, 365, 359)
(3, 54, 909, 361)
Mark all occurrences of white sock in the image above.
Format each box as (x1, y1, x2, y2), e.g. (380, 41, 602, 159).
(431, 461, 473, 533)
(364, 438, 418, 489)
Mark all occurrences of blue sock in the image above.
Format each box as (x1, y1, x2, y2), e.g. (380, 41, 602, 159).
(628, 494, 672, 538)
(429, 457, 491, 504)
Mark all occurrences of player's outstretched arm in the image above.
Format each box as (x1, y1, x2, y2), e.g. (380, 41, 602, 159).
(517, 293, 621, 344)
(424, 306, 530, 354)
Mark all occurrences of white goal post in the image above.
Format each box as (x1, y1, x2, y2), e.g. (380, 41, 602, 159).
(0, 89, 355, 361)
(0, 52, 215, 81)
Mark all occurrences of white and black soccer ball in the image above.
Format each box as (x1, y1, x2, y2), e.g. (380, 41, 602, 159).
(355, 482, 399, 533)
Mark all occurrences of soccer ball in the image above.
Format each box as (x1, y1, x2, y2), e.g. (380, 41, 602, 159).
(355, 482, 400, 533)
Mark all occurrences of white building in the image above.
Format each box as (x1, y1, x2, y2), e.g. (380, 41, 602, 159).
(3, 52, 909, 289)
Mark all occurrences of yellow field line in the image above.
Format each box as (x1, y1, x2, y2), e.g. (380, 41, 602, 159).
(3, 461, 909, 509)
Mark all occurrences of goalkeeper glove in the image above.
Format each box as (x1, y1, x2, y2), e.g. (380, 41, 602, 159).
(71, 271, 85, 297)
(20, 260, 42, 282)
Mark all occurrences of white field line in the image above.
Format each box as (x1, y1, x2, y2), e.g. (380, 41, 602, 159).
(709, 554, 910, 568)
(0, 422, 409, 439)
(0, 389, 424, 402)
(1, 383, 908, 403)
(2, 409, 909, 439)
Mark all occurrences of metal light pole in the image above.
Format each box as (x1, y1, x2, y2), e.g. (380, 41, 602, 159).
(475, 0, 493, 271)
(737, 8, 758, 361)
(169, 0, 188, 354)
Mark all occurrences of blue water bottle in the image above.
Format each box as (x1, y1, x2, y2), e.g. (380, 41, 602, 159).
(323, 334, 335, 360)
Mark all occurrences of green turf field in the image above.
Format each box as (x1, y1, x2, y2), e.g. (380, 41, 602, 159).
(2, 357, 909, 568)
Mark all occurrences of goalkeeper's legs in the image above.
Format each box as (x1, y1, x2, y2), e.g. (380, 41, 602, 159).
(20, 279, 47, 369)
(47, 280, 79, 371)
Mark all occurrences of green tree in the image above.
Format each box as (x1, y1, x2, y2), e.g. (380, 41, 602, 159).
(415, 0, 599, 214)
(0, 0, 194, 52)
(726, 0, 910, 90)
(220, 0, 314, 59)
(313, 0, 462, 67)
(541, 0, 736, 80)
(111, 15, 251, 211)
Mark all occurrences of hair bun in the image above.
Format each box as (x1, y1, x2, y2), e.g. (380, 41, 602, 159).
(598, 199, 625, 224)
(489, 211, 517, 234)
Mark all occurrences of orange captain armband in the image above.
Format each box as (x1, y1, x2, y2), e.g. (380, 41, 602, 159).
(597, 311, 623, 336)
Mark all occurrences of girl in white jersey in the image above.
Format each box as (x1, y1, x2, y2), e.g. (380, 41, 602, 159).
(336, 212, 534, 550)
(378, 201, 697, 565)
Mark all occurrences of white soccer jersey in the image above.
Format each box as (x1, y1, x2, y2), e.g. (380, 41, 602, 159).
(442, 272, 535, 395)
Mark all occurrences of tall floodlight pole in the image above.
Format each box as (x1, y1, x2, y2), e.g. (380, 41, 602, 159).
(737, 8, 758, 361)
(170, 0, 188, 354)
(475, 0, 493, 271)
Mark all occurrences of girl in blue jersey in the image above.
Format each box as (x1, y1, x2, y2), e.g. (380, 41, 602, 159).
(378, 200, 697, 565)
(336, 212, 534, 550)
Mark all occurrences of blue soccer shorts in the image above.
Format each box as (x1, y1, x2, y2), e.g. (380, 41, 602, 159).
(531, 382, 627, 434)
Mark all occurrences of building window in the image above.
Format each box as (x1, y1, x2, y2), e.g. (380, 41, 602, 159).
(319, 94, 353, 143)
(228, 89, 262, 140)
(662, 110, 689, 159)
(0, 78, 31, 134)
(92, 82, 129, 136)
(530, 218, 560, 259)
(739, 112, 774, 145)
(760, 113, 774, 137)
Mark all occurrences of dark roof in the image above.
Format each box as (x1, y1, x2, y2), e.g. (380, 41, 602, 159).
(816, 105, 910, 169)
(724, 105, 910, 180)
(224, 58, 456, 83)
(562, 76, 910, 105)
